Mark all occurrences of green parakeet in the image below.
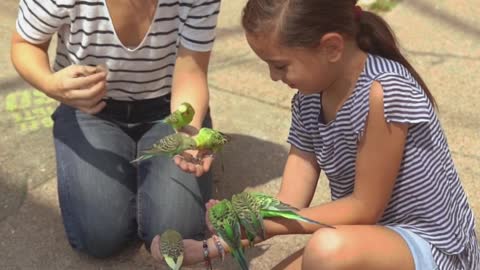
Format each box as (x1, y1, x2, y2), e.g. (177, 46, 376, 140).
(251, 192, 335, 228)
(131, 133, 196, 163)
(163, 102, 195, 131)
(194, 127, 230, 153)
(160, 229, 184, 270)
(231, 192, 265, 247)
(208, 199, 249, 270)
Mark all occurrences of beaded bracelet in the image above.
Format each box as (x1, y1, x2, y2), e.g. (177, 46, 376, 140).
(202, 239, 212, 270)
(212, 235, 225, 262)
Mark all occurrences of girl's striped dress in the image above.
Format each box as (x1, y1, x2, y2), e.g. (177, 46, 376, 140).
(287, 54, 479, 269)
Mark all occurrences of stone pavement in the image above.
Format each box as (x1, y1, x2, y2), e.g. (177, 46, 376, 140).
(0, 0, 478, 269)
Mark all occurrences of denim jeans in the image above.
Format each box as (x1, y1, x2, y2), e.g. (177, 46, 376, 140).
(51, 96, 212, 258)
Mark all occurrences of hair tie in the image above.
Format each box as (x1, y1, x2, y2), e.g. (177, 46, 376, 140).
(353, 5, 363, 21)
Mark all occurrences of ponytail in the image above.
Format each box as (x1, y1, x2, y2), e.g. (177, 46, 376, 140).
(356, 11, 437, 108)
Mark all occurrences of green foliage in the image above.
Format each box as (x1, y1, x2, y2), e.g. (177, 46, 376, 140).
(368, 0, 399, 12)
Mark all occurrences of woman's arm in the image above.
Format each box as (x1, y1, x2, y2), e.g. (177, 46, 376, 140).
(170, 44, 213, 176)
(11, 32, 54, 92)
(10, 32, 107, 114)
(170, 44, 211, 131)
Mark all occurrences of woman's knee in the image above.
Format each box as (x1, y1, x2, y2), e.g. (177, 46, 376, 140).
(67, 227, 135, 258)
(137, 181, 208, 245)
(303, 229, 349, 269)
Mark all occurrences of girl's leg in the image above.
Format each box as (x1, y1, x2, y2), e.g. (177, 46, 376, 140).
(302, 225, 415, 270)
(137, 116, 213, 247)
(53, 105, 138, 258)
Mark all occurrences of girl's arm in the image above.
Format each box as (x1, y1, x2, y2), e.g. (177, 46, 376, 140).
(276, 146, 321, 209)
(264, 80, 409, 235)
(153, 81, 409, 264)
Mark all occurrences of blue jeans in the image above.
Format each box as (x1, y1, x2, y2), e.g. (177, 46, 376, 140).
(52, 96, 212, 258)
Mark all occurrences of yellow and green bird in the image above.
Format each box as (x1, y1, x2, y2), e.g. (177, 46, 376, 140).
(131, 133, 196, 163)
(163, 102, 195, 131)
(231, 192, 265, 247)
(160, 229, 184, 270)
(250, 192, 335, 228)
(208, 199, 249, 270)
(194, 127, 230, 153)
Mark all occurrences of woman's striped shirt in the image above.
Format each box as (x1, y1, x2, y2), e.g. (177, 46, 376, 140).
(287, 54, 479, 269)
(16, 0, 220, 101)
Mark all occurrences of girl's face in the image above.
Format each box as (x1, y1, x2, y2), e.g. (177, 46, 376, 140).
(246, 33, 342, 95)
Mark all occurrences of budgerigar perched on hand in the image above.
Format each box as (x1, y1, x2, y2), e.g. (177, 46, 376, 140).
(131, 133, 196, 163)
(251, 192, 335, 228)
(160, 229, 184, 270)
(194, 127, 230, 153)
(208, 199, 249, 270)
(163, 102, 195, 131)
(231, 192, 265, 247)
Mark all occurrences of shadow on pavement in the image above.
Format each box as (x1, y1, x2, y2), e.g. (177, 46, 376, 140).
(406, 0, 480, 38)
(212, 133, 288, 199)
(0, 168, 27, 222)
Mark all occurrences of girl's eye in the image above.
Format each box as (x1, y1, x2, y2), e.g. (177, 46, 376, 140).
(274, 65, 286, 70)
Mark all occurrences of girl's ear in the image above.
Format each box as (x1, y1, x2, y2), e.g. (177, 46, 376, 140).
(318, 33, 345, 63)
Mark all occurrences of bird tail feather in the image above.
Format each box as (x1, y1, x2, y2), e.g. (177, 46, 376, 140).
(232, 249, 249, 270)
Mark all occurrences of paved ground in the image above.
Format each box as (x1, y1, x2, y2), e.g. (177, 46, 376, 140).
(0, 0, 478, 269)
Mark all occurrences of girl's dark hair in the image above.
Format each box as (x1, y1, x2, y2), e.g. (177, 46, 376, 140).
(242, 0, 436, 107)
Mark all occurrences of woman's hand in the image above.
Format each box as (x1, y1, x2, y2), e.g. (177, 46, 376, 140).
(205, 199, 220, 234)
(174, 149, 214, 177)
(45, 64, 108, 114)
(151, 235, 205, 266)
(173, 126, 214, 177)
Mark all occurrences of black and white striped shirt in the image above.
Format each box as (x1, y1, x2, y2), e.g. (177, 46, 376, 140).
(16, 0, 220, 100)
(287, 54, 479, 269)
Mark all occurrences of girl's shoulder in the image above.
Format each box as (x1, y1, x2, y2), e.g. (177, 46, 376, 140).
(358, 54, 435, 125)
(364, 54, 413, 82)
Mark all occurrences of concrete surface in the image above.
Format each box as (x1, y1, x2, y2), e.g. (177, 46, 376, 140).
(0, 0, 478, 269)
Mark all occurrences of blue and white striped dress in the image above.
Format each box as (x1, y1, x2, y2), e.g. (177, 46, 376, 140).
(287, 54, 479, 269)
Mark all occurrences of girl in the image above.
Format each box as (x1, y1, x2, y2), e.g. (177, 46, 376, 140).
(11, 0, 221, 258)
(152, 0, 479, 269)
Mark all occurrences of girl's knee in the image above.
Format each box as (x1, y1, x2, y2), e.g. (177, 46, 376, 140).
(303, 229, 347, 268)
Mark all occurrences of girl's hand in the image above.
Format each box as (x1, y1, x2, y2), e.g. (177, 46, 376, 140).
(45, 64, 108, 114)
(151, 235, 205, 266)
(173, 149, 214, 177)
